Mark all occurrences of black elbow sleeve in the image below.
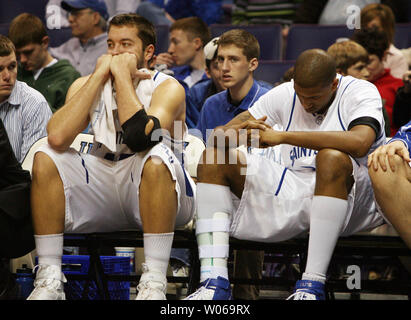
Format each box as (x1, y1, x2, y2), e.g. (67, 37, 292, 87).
(122, 109, 162, 152)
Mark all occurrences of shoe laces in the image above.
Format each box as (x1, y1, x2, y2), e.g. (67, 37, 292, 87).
(286, 290, 317, 300)
(137, 282, 165, 299)
(137, 263, 166, 298)
(33, 265, 66, 290)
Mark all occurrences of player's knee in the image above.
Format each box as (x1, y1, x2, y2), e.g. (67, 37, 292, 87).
(141, 156, 171, 184)
(316, 148, 352, 183)
(31, 152, 59, 182)
(198, 147, 224, 178)
(197, 147, 237, 182)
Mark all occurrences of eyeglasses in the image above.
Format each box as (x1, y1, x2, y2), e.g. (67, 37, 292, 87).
(67, 9, 94, 19)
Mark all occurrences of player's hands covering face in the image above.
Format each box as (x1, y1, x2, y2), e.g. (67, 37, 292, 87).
(109, 53, 151, 80)
(94, 54, 113, 82)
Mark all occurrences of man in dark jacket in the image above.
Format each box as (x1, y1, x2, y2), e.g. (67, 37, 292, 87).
(0, 117, 34, 299)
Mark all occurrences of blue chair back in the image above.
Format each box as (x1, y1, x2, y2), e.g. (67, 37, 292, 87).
(155, 25, 169, 54)
(0, 23, 9, 36)
(285, 24, 354, 60)
(394, 23, 411, 49)
(0, 0, 48, 24)
(254, 60, 295, 86)
(48, 28, 73, 48)
(210, 24, 283, 60)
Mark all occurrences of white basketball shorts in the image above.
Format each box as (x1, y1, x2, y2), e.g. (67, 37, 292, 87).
(229, 149, 384, 242)
(36, 142, 196, 233)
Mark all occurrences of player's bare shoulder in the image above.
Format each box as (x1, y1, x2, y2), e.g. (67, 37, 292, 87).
(152, 75, 186, 106)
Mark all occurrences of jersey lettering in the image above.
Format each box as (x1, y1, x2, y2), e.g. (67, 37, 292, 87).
(79, 141, 94, 154)
(289, 147, 317, 166)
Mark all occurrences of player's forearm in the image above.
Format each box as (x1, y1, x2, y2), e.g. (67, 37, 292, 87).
(275, 130, 371, 158)
(113, 74, 144, 126)
(47, 72, 106, 151)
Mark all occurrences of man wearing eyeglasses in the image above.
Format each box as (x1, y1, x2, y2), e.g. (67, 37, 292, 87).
(49, 0, 109, 76)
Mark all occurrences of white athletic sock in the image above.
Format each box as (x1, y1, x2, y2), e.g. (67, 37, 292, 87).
(35, 233, 64, 270)
(196, 183, 232, 282)
(303, 196, 348, 283)
(143, 232, 174, 276)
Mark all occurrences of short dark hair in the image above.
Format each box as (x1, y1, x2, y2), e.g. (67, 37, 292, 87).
(218, 29, 260, 61)
(8, 13, 48, 49)
(109, 13, 156, 51)
(351, 28, 389, 60)
(0, 35, 16, 57)
(170, 17, 210, 48)
(294, 49, 336, 88)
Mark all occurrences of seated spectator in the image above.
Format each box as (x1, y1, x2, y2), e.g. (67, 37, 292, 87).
(368, 120, 411, 248)
(327, 40, 391, 136)
(137, 0, 223, 26)
(155, 17, 210, 90)
(186, 37, 226, 129)
(327, 40, 370, 80)
(361, 3, 409, 80)
(352, 28, 403, 137)
(8, 13, 81, 113)
(46, 0, 141, 28)
(49, 0, 109, 76)
(392, 71, 411, 129)
(195, 29, 272, 144)
(0, 35, 51, 163)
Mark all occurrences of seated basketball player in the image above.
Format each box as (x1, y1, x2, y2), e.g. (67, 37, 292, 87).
(368, 120, 411, 249)
(27, 13, 195, 300)
(185, 49, 386, 300)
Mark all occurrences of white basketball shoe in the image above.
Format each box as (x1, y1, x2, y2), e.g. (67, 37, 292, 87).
(27, 265, 67, 300)
(136, 263, 167, 300)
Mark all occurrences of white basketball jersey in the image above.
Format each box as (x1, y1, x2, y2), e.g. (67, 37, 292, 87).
(249, 74, 386, 170)
(88, 71, 185, 161)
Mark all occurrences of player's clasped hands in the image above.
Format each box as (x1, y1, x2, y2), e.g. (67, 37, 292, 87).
(367, 140, 411, 172)
(110, 52, 151, 80)
(95, 53, 151, 81)
(238, 116, 281, 148)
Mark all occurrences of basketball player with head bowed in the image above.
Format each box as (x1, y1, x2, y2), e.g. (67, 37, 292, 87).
(185, 49, 386, 300)
(27, 13, 196, 300)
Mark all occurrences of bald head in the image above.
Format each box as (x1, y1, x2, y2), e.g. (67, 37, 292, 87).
(294, 49, 336, 88)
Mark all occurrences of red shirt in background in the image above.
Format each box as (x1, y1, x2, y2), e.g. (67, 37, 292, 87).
(372, 68, 404, 137)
